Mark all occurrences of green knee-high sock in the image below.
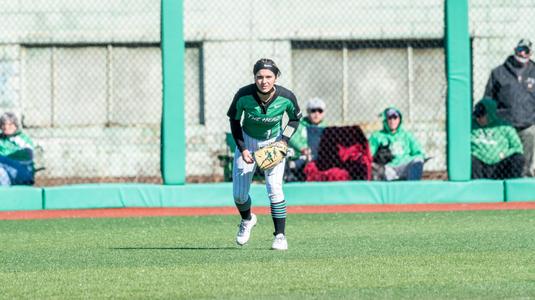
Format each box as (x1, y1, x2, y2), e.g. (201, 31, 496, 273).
(271, 200, 286, 235)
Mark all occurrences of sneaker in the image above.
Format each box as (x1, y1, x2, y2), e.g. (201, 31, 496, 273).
(236, 213, 257, 246)
(271, 233, 288, 250)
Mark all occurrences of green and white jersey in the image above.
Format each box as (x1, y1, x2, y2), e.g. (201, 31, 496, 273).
(227, 84, 302, 140)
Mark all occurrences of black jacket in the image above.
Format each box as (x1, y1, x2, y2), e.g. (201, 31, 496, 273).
(484, 55, 535, 129)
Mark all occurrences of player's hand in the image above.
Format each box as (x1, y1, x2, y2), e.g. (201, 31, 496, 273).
(241, 149, 254, 164)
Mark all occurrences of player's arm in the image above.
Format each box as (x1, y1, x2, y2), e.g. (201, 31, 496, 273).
(227, 92, 247, 153)
(281, 92, 302, 144)
(484, 71, 499, 99)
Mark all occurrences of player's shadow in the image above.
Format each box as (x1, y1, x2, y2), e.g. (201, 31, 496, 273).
(111, 246, 256, 251)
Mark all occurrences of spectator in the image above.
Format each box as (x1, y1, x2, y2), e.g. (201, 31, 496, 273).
(484, 39, 535, 177)
(369, 107, 425, 181)
(471, 98, 524, 179)
(0, 112, 35, 186)
(286, 98, 327, 181)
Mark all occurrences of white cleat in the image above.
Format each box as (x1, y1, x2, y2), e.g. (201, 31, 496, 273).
(271, 233, 288, 250)
(236, 213, 257, 246)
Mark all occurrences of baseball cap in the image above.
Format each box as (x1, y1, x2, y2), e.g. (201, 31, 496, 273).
(386, 108, 400, 118)
(306, 98, 326, 111)
(516, 39, 532, 54)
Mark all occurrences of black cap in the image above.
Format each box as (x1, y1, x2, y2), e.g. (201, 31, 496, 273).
(386, 108, 400, 118)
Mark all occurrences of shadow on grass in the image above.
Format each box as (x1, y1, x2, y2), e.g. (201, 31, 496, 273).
(111, 246, 263, 250)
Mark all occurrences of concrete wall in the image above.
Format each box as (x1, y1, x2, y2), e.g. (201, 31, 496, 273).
(0, 0, 160, 44)
(1, 0, 450, 181)
(184, 0, 443, 41)
(183, 0, 446, 176)
(0, 1, 161, 181)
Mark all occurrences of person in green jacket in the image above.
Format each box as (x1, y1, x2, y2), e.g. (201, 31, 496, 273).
(471, 98, 524, 179)
(286, 98, 327, 181)
(369, 107, 425, 181)
(0, 112, 35, 186)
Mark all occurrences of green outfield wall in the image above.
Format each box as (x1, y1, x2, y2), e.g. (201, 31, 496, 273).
(0, 187, 43, 211)
(41, 181, 504, 210)
(2, 180, 534, 211)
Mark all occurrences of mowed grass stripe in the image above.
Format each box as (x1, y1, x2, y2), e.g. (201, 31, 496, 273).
(1, 210, 534, 299)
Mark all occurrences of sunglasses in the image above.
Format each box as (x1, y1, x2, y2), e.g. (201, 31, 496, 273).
(516, 46, 531, 54)
(387, 115, 399, 120)
(309, 108, 323, 113)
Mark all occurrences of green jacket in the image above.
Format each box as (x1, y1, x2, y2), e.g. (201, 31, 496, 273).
(368, 107, 424, 167)
(471, 98, 523, 164)
(288, 117, 327, 159)
(0, 130, 35, 162)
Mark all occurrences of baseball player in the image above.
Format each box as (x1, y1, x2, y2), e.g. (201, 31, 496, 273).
(226, 58, 301, 250)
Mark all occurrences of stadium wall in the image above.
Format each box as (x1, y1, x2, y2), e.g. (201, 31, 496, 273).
(2, 0, 535, 211)
(0, 1, 162, 179)
(4, 179, 535, 212)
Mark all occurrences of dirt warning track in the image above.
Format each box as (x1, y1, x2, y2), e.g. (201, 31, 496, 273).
(1, 202, 535, 220)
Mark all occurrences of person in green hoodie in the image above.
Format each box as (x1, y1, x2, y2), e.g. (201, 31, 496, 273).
(369, 107, 425, 181)
(286, 98, 327, 182)
(471, 98, 524, 179)
(0, 112, 35, 186)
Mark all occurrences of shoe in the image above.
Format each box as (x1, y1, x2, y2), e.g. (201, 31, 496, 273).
(236, 213, 257, 246)
(271, 233, 288, 250)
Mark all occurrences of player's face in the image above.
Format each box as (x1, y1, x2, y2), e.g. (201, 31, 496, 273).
(1, 121, 17, 135)
(254, 69, 277, 94)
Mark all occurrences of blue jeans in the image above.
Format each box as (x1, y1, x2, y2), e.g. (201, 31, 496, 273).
(390, 158, 424, 181)
(0, 156, 34, 186)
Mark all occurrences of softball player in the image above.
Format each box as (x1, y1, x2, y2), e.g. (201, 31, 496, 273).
(226, 58, 301, 250)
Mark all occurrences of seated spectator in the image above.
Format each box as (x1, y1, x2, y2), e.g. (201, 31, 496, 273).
(304, 125, 372, 181)
(286, 98, 327, 181)
(0, 112, 35, 186)
(471, 98, 524, 179)
(369, 107, 425, 181)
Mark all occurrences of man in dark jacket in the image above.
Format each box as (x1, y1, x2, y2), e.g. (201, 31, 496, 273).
(484, 39, 535, 177)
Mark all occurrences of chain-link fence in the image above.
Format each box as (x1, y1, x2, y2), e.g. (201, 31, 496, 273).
(10, 1, 529, 186)
(470, 0, 535, 180)
(184, 0, 447, 182)
(0, 1, 162, 186)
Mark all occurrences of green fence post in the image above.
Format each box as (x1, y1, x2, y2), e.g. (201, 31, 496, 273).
(161, 0, 185, 184)
(446, 0, 471, 181)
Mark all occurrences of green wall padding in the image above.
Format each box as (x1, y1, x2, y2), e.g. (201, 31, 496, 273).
(43, 181, 503, 210)
(161, 0, 186, 184)
(44, 184, 164, 209)
(0, 187, 43, 211)
(504, 179, 535, 202)
(285, 180, 503, 205)
(446, 0, 472, 181)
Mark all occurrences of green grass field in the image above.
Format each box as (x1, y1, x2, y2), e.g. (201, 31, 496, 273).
(1, 210, 535, 299)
